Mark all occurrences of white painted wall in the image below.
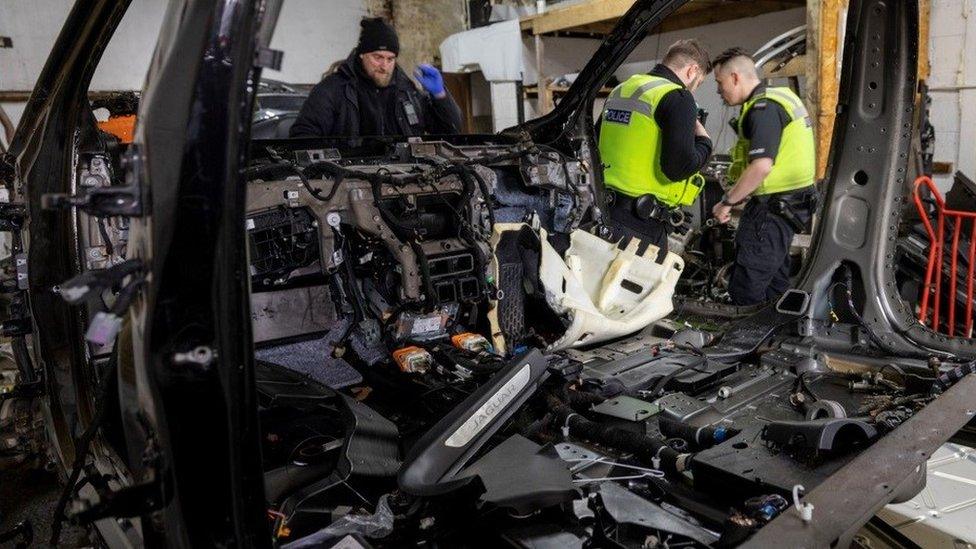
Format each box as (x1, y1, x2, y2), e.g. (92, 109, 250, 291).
(265, 0, 368, 84)
(0, 0, 367, 132)
(0, 0, 167, 131)
(0, 0, 73, 91)
(0, 0, 70, 140)
(927, 0, 976, 192)
(521, 8, 807, 153)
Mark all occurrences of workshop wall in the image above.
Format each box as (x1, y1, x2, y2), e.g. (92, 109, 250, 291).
(390, 0, 468, 75)
(265, 0, 369, 84)
(521, 8, 807, 155)
(0, 0, 371, 129)
(927, 0, 976, 190)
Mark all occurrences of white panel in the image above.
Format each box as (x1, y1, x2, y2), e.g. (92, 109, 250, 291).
(265, 0, 368, 84)
(0, 1, 167, 93)
(0, 0, 370, 128)
(0, 102, 26, 142)
(880, 444, 976, 547)
(929, 34, 966, 88)
(930, 0, 968, 38)
(933, 130, 960, 168)
(489, 81, 519, 131)
(957, 89, 976, 178)
(0, 0, 73, 91)
(929, 91, 961, 135)
(89, 1, 168, 91)
(440, 20, 524, 81)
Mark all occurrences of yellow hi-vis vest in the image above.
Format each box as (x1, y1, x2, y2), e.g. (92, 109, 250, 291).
(598, 74, 705, 208)
(727, 86, 816, 195)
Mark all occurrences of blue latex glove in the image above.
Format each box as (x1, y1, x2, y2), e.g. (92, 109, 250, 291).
(414, 64, 446, 97)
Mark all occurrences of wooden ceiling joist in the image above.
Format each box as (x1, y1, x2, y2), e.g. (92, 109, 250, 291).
(520, 0, 806, 37)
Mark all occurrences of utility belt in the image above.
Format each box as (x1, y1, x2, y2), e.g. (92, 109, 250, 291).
(606, 188, 688, 229)
(752, 186, 819, 233)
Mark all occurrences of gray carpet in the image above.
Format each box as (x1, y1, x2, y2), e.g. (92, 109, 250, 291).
(0, 469, 90, 547)
(255, 330, 363, 389)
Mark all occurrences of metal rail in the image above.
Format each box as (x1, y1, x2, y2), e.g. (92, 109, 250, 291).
(913, 175, 976, 337)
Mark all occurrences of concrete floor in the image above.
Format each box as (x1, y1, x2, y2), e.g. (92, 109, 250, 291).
(0, 468, 90, 548)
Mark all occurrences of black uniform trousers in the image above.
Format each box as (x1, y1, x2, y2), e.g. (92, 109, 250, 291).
(728, 187, 817, 306)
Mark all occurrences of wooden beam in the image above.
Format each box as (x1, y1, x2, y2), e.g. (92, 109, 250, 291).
(0, 91, 32, 102)
(807, 0, 928, 179)
(651, 1, 805, 35)
(522, 0, 805, 38)
(572, 21, 619, 35)
(534, 33, 554, 114)
(807, 0, 848, 181)
(521, 0, 634, 35)
(0, 90, 135, 102)
(919, 0, 930, 81)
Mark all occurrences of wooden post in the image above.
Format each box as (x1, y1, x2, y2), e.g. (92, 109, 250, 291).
(919, 0, 930, 81)
(534, 34, 553, 114)
(806, 0, 848, 181)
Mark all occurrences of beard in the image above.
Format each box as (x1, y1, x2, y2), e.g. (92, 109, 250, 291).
(370, 70, 393, 88)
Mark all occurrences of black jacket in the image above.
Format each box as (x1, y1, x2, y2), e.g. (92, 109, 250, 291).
(647, 65, 712, 181)
(289, 53, 463, 138)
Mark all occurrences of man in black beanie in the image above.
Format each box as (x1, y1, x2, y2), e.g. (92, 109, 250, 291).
(290, 17, 462, 139)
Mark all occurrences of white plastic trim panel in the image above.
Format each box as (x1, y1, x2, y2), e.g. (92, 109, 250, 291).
(540, 228, 683, 351)
(488, 223, 683, 353)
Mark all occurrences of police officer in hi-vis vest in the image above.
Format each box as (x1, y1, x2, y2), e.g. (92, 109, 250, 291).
(598, 39, 714, 258)
(710, 48, 819, 306)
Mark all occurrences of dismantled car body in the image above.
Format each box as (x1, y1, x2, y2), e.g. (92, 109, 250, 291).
(2, 0, 976, 547)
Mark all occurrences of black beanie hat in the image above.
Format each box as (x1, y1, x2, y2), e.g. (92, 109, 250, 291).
(357, 17, 399, 56)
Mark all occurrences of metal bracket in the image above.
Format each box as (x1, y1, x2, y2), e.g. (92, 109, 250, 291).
(41, 184, 144, 217)
(591, 396, 660, 422)
(172, 346, 217, 367)
(254, 46, 284, 70)
(56, 258, 144, 305)
(0, 253, 27, 293)
(15, 253, 27, 290)
(41, 146, 147, 217)
(69, 480, 167, 525)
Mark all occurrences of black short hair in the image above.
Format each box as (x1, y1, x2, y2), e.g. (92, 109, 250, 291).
(662, 39, 712, 74)
(712, 47, 753, 70)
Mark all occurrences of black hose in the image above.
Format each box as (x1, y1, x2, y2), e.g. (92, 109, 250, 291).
(825, 267, 954, 361)
(449, 163, 496, 228)
(96, 219, 114, 257)
(931, 360, 976, 395)
(658, 417, 739, 450)
(256, 148, 344, 203)
(839, 267, 889, 350)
